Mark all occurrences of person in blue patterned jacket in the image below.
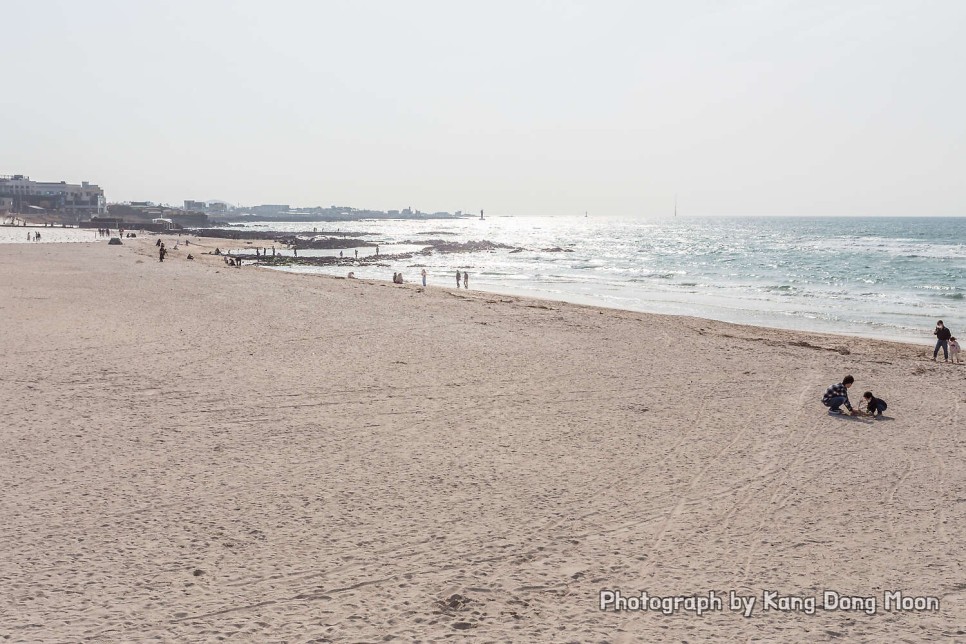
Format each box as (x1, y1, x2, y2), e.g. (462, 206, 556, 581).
(822, 375, 856, 415)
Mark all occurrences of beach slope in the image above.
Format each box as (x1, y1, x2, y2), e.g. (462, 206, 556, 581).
(1, 240, 964, 642)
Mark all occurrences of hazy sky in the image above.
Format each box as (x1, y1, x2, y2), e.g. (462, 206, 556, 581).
(2, 0, 964, 216)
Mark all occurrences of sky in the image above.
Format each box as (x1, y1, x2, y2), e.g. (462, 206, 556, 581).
(2, 0, 964, 216)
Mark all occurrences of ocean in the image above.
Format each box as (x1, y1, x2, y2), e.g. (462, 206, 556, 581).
(4, 216, 963, 343)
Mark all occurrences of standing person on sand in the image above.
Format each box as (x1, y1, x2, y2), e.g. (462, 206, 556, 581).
(933, 320, 951, 361)
(421, 268, 427, 287)
(822, 375, 857, 415)
(159, 243, 166, 262)
(463, 271, 468, 289)
(455, 270, 461, 288)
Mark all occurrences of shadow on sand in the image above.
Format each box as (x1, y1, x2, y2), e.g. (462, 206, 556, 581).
(827, 412, 894, 422)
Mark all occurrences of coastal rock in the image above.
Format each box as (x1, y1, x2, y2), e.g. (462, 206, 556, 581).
(187, 228, 374, 246)
(402, 239, 519, 253)
(245, 239, 525, 268)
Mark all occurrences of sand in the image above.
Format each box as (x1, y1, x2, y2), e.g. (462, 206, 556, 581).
(2, 237, 964, 642)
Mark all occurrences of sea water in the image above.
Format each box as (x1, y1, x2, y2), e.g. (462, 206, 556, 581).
(253, 215, 964, 343)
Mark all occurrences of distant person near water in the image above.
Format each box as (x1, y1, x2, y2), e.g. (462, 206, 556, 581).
(463, 271, 468, 289)
(455, 270, 461, 288)
(421, 268, 427, 287)
(933, 320, 951, 361)
(822, 375, 856, 415)
(949, 337, 961, 363)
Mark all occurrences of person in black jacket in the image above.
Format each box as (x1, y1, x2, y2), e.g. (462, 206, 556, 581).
(933, 320, 952, 361)
(862, 391, 888, 417)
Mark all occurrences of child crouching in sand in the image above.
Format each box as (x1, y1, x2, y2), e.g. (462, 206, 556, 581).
(862, 391, 888, 418)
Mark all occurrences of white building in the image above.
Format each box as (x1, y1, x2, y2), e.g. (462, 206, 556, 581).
(0, 174, 106, 216)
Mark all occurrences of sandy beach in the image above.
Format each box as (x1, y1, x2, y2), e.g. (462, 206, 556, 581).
(2, 237, 964, 642)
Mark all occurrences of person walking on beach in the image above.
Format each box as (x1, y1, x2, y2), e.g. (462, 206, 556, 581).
(463, 271, 469, 289)
(421, 268, 427, 287)
(933, 320, 951, 361)
(822, 375, 856, 415)
(354, 249, 358, 259)
(949, 337, 962, 364)
(159, 243, 166, 262)
(456, 270, 461, 288)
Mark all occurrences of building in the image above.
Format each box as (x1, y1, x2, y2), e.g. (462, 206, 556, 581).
(0, 175, 106, 217)
(251, 204, 290, 216)
(184, 200, 207, 211)
(104, 203, 209, 228)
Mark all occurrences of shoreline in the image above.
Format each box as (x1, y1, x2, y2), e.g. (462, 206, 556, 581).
(262, 261, 939, 349)
(131, 234, 939, 350)
(272, 262, 934, 352)
(3, 232, 949, 348)
(1, 226, 959, 346)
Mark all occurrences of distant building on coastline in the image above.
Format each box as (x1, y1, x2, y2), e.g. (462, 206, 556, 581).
(0, 174, 106, 218)
(251, 204, 290, 217)
(106, 202, 210, 228)
(207, 201, 229, 215)
(183, 200, 232, 217)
